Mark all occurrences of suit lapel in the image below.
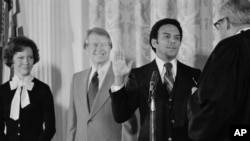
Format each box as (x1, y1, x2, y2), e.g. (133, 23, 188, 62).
(171, 62, 191, 115)
(170, 61, 187, 94)
(88, 65, 114, 119)
(77, 69, 91, 114)
(142, 60, 166, 99)
(172, 62, 185, 94)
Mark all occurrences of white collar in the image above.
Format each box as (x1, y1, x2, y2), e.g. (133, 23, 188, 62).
(10, 75, 34, 90)
(89, 61, 111, 88)
(90, 61, 110, 77)
(9, 74, 34, 120)
(235, 27, 250, 35)
(155, 56, 177, 81)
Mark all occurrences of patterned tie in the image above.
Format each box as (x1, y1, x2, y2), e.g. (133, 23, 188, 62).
(164, 63, 174, 93)
(88, 71, 99, 111)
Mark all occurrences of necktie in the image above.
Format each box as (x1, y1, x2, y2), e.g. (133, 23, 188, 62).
(88, 71, 99, 111)
(9, 75, 34, 120)
(164, 63, 174, 93)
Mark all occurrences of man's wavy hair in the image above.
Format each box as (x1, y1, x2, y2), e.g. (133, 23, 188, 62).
(83, 27, 112, 49)
(220, 0, 250, 26)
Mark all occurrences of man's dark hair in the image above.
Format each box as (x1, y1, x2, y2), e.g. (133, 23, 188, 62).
(149, 18, 183, 52)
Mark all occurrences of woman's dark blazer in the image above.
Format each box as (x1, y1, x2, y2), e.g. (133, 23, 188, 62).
(0, 78, 56, 141)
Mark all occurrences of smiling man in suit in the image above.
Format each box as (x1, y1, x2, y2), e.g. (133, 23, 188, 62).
(66, 27, 138, 141)
(110, 18, 201, 141)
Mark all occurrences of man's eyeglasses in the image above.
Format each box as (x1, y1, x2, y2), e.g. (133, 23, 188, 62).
(214, 17, 228, 30)
(88, 43, 110, 48)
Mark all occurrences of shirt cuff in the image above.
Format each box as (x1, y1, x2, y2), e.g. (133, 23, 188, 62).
(110, 84, 124, 92)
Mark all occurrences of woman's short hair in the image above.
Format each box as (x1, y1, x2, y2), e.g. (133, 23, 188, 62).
(83, 27, 112, 49)
(3, 36, 40, 68)
(149, 18, 183, 52)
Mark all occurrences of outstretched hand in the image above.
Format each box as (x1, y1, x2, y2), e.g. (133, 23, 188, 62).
(111, 49, 133, 86)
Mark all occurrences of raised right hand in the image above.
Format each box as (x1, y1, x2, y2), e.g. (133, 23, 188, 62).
(111, 49, 133, 86)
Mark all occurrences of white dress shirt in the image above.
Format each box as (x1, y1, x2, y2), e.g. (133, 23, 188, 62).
(89, 61, 111, 89)
(155, 55, 177, 83)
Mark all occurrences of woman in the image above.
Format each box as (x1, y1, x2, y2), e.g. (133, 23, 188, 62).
(0, 36, 56, 141)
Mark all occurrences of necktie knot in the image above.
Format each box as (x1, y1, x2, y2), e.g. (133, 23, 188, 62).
(164, 63, 173, 74)
(92, 71, 99, 83)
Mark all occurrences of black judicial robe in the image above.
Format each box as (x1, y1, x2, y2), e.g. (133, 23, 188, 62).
(0, 78, 56, 141)
(188, 29, 250, 141)
(110, 60, 201, 141)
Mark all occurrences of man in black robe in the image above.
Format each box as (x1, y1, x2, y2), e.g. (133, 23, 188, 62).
(188, 0, 250, 141)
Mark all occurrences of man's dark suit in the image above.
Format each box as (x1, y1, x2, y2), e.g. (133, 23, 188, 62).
(188, 29, 250, 141)
(110, 60, 201, 141)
